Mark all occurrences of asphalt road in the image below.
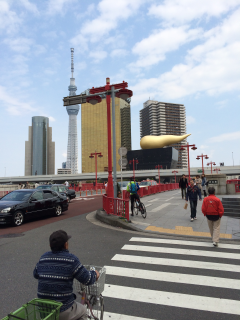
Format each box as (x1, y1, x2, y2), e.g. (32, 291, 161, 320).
(0, 197, 240, 320)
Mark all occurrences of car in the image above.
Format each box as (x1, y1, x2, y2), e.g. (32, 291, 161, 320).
(0, 189, 68, 227)
(118, 181, 130, 191)
(139, 180, 157, 187)
(36, 184, 76, 202)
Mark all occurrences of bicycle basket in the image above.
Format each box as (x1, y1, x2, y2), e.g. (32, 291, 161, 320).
(1, 299, 62, 320)
(73, 265, 106, 296)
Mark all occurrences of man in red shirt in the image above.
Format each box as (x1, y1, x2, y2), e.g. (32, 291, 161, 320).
(201, 187, 224, 246)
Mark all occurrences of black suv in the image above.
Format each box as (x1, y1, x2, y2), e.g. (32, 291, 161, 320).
(37, 184, 76, 202)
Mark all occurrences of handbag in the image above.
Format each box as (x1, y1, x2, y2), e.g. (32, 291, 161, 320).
(184, 202, 188, 210)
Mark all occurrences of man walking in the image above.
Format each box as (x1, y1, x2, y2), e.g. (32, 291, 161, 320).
(201, 187, 224, 247)
(179, 174, 188, 199)
(33, 230, 99, 320)
(127, 177, 140, 217)
(186, 179, 202, 221)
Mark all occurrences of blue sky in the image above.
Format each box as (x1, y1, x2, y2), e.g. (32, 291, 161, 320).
(0, 0, 240, 177)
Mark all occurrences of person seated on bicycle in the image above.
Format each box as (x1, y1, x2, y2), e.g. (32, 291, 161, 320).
(33, 230, 99, 320)
(127, 177, 140, 217)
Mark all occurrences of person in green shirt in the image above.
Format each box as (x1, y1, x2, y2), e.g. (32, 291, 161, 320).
(126, 177, 140, 216)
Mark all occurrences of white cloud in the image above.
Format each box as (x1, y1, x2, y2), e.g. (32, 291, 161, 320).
(3, 37, 33, 53)
(0, 85, 36, 115)
(89, 50, 107, 63)
(0, 0, 22, 34)
(19, 0, 39, 14)
(148, 0, 240, 25)
(62, 153, 67, 158)
(110, 49, 128, 58)
(130, 26, 202, 69)
(186, 116, 196, 124)
(209, 131, 240, 143)
(71, 0, 146, 48)
(46, 0, 76, 15)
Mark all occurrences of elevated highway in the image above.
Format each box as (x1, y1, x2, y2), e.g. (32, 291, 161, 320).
(0, 166, 239, 184)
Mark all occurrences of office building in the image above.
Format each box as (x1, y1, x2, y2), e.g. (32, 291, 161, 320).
(140, 100, 187, 168)
(62, 162, 66, 168)
(81, 97, 131, 173)
(66, 48, 79, 174)
(57, 168, 71, 174)
(25, 116, 55, 175)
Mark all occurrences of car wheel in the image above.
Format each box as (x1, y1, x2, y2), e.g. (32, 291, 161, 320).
(13, 211, 24, 226)
(55, 205, 62, 216)
(67, 196, 71, 203)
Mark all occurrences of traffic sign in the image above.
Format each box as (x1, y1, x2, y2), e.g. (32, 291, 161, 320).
(118, 158, 128, 166)
(118, 147, 127, 156)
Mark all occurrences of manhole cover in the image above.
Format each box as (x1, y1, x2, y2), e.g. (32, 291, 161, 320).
(0, 233, 25, 238)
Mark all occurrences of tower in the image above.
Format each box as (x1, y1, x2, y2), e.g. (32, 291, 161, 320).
(66, 48, 79, 174)
(140, 100, 187, 169)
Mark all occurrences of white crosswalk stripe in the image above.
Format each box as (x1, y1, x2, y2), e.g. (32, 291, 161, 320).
(103, 236, 240, 319)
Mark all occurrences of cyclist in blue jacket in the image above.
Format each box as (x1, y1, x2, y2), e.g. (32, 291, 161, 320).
(127, 177, 140, 216)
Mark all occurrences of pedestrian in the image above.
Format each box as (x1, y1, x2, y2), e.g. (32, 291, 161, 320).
(195, 175, 202, 191)
(201, 187, 224, 247)
(25, 181, 30, 189)
(186, 179, 202, 221)
(179, 174, 188, 199)
(35, 182, 39, 189)
(65, 181, 69, 187)
(201, 174, 207, 197)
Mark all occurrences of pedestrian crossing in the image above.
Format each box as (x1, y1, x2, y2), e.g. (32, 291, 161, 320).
(103, 236, 240, 319)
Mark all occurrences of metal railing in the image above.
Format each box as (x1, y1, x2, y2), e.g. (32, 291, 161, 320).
(103, 195, 129, 221)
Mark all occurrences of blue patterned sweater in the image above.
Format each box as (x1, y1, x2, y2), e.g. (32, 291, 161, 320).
(33, 249, 96, 312)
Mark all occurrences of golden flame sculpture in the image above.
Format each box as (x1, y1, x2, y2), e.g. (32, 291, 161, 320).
(140, 134, 191, 149)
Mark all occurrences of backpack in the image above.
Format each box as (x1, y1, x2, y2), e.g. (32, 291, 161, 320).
(130, 182, 137, 194)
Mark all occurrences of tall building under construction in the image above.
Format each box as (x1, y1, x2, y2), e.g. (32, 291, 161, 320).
(140, 100, 187, 168)
(81, 97, 131, 173)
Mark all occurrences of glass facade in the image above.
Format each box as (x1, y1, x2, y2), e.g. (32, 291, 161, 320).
(32, 116, 49, 175)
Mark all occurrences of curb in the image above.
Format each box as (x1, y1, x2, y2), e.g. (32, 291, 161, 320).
(95, 210, 240, 242)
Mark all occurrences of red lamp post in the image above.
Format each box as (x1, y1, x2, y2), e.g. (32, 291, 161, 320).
(196, 154, 209, 174)
(172, 170, 178, 183)
(89, 151, 103, 191)
(179, 143, 197, 182)
(213, 168, 221, 174)
(207, 161, 216, 174)
(155, 165, 163, 185)
(89, 78, 132, 198)
(129, 159, 139, 182)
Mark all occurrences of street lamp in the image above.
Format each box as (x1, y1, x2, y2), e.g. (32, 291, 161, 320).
(196, 153, 209, 174)
(207, 161, 216, 174)
(172, 170, 178, 183)
(213, 168, 221, 174)
(155, 165, 163, 184)
(89, 151, 103, 192)
(63, 78, 132, 199)
(179, 143, 197, 181)
(129, 159, 139, 182)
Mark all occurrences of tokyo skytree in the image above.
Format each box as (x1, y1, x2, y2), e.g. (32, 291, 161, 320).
(66, 48, 79, 174)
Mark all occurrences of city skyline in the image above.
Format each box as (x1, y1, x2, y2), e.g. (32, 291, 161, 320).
(0, 1, 240, 177)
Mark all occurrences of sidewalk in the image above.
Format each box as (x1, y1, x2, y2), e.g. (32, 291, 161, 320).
(97, 190, 240, 240)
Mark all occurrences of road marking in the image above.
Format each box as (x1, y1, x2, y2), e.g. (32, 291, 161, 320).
(104, 313, 155, 320)
(150, 203, 171, 212)
(129, 237, 240, 250)
(144, 204, 152, 208)
(131, 221, 150, 226)
(105, 266, 240, 290)
(148, 198, 159, 202)
(122, 244, 240, 260)
(103, 285, 240, 315)
(165, 197, 175, 201)
(112, 254, 239, 272)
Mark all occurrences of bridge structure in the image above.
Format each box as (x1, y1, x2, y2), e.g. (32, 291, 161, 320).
(0, 166, 239, 184)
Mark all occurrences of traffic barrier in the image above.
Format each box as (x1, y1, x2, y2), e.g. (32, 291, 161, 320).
(103, 195, 129, 221)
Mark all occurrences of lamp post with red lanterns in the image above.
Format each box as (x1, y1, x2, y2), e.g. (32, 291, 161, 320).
(89, 151, 103, 191)
(155, 165, 163, 185)
(207, 161, 216, 174)
(213, 168, 221, 174)
(196, 154, 209, 174)
(129, 159, 139, 182)
(64, 78, 133, 199)
(179, 143, 197, 181)
(172, 170, 178, 183)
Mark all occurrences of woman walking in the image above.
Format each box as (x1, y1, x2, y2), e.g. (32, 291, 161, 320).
(201, 174, 207, 197)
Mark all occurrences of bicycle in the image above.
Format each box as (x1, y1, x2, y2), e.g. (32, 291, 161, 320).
(134, 198, 147, 219)
(73, 265, 106, 320)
